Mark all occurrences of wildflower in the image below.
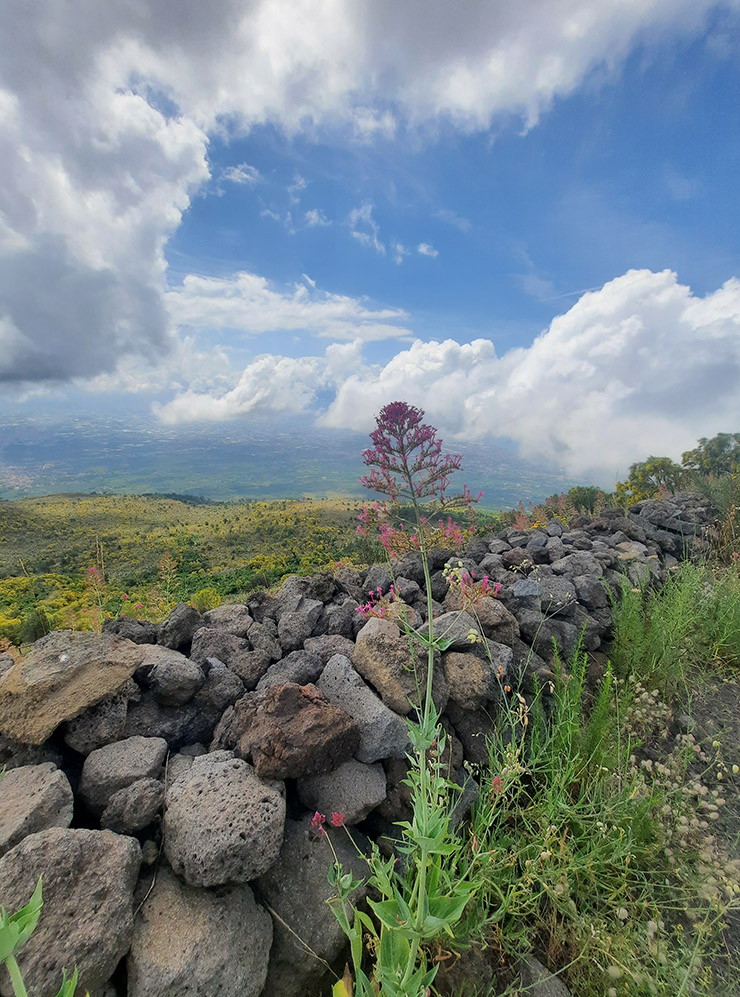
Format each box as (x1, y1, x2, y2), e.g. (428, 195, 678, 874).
(330, 812, 346, 827)
(491, 776, 503, 794)
(311, 812, 326, 831)
(121, 593, 129, 600)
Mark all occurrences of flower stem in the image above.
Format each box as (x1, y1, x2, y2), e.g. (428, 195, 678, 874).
(6, 957, 29, 997)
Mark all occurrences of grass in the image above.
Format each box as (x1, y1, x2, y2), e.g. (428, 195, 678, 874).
(436, 559, 740, 996)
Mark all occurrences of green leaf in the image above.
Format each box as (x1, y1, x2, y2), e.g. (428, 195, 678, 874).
(53, 966, 79, 997)
(5, 879, 43, 954)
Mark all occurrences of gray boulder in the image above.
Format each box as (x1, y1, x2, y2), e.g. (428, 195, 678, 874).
(304, 633, 356, 663)
(190, 628, 269, 689)
(164, 752, 285, 886)
(0, 631, 144, 745)
(102, 618, 158, 644)
(0, 828, 140, 997)
(519, 955, 573, 996)
(127, 865, 272, 997)
(142, 647, 205, 706)
(353, 617, 447, 716)
(79, 735, 167, 814)
(63, 683, 132, 754)
(100, 778, 164, 834)
(0, 762, 74, 855)
(202, 603, 254, 637)
(317, 654, 410, 762)
(246, 621, 283, 662)
(256, 650, 325, 692)
(257, 817, 369, 997)
(277, 610, 315, 652)
(551, 551, 603, 578)
(157, 604, 203, 651)
(297, 758, 387, 824)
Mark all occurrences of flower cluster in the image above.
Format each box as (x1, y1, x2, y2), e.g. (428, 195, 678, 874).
(356, 584, 398, 621)
(443, 559, 501, 606)
(310, 811, 346, 834)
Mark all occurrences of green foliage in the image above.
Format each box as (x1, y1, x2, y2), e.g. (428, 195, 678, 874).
(615, 455, 685, 505)
(682, 432, 740, 477)
(0, 878, 79, 997)
(566, 485, 603, 515)
(189, 587, 222, 612)
(610, 562, 740, 696)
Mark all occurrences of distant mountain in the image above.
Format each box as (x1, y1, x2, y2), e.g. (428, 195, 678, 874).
(0, 416, 585, 509)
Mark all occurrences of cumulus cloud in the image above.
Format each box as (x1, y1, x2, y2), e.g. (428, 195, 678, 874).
(349, 203, 385, 255)
(166, 270, 413, 341)
(0, 0, 731, 384)
(417, 243, 439, 258)
(305, 208, 331, 227)
(318, 270, 740, 479)
(154, 340, 364, 424)
(222, 162, 261, 185)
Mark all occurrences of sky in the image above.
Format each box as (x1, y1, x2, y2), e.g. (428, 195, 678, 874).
(1, 0, 739, 485)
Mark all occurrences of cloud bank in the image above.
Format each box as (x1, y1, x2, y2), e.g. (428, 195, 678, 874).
(157, 270, 740, 479)
(1, 0, 730, 383)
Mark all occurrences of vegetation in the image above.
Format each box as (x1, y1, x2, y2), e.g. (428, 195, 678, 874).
(457, 561, 740, 995)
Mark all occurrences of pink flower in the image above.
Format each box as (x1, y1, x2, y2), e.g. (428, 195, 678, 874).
(121, 593, 129, 600)
(133, 603, 144, 610)
(491, 776, 504, 795)
(311, 811, 326, 830)
(330, 812, 346, 827)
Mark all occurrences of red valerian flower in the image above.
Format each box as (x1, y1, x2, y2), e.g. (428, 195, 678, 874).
(491, 776, 504, 795)
(330, 812, 346, 827)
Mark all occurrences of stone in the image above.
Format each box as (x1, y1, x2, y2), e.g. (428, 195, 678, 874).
(333, 566, 365, 602)
(0, 763, 74, 855)
(0, 828, 140, 997)
(143, 647, 205, 706)
(124, 696, 207, 750)
(538, 576, 578, 618)
(246, 621, 282, 662)
(102, 617, 159, 643)
(202, 603, 254, 637)
(317, 654, 410, 762)
(277, 610, 315, 652)
(445, 702, 497, 766)
(519, 955, 572, 996)
(79, 735, 168, 814)
(63, 684, 131, 754)
(234, 683, 360, 780)
(573, 574, 610, 610)
(303, 633, 356, 663)
(164, 752, 285, 886)
(190, 628, 268, 689)
(297, 758, 387, 824)
(487, 538, 511, 555)
(353, 617, 447, 716)
(443, 651, 500, 710)
(0, 631, 145, 745)
(166, 752, 193, 785)
(363, 563, 393, 595)
(193, 659, 245, 713)
(157, 603, 203, 651)
(417, 611, 483, 652)
(256, 650, 325, 692)
(550, 551, 603, 578)
(127, 865, 272, 997)
(394, 576, 421, 602)
(100, 778, 164, 834)
(0, 735, 62, 772)
(257, 817, 369, 997)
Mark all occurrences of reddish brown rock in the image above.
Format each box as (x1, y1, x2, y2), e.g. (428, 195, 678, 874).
(233, 683, 360, 780)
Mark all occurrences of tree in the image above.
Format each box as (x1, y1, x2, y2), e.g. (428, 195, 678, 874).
(681, 432, 740, 477)
(615, 456, 684, 504)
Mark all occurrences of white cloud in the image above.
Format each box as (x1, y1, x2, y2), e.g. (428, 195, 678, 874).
(154, 339, 367, 424)
(319, 270, 740, 480)
(417, 242, 439, 258)
(435, 208, 472, 232)
(305, 208, 331, 227)
(0, 0, 732, 384)
(222, 162, 261, 185)
(348, 203, 385, 255)
(302, 272, 317, 288)
(166, 270, 412, 341)
(288, 173, 308, 203)
(393, 242, 410, 265)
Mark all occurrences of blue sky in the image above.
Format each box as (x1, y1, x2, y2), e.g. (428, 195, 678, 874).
(1, 1, 739, 483)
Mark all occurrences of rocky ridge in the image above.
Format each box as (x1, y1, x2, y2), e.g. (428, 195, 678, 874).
(0, 493, 715, 996)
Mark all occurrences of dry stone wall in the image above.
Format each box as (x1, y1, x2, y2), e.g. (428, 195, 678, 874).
(0, 493, 715, 997)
